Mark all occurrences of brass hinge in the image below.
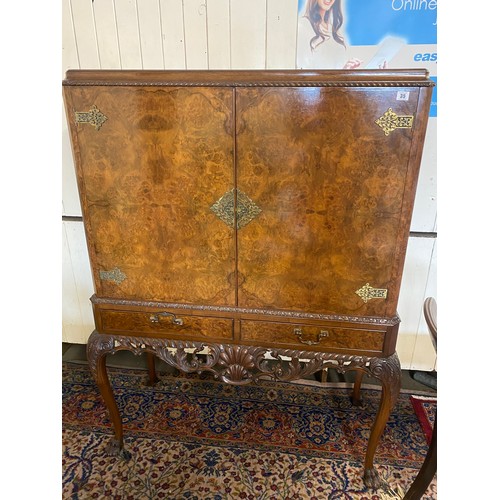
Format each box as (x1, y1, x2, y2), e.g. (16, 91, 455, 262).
(75, 105, 108, 131)
(355, 283, 388, 303)
(375, 108, 414, 136)
(99, 267, 126, 284)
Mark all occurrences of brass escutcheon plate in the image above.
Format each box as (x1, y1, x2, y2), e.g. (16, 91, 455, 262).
(211, 189, 262, 229)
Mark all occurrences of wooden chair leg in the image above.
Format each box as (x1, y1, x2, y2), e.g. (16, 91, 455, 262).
(403, 416, 437, 499)
(146, 352, 158, 386)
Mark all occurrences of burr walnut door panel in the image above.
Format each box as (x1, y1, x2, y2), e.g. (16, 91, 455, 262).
(235, 86, 421, 317)
(64, 86, 236, 305)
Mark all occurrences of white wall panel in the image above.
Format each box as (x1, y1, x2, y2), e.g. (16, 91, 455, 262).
(62, 0, 80, 73)
(70, 0, 100, 68)
(63, 223, 82, 342)
(183, 0, 208, 69)
(115, 0, 143, 68)
(62, 222, 95, 344)
(136, 0, 164, 68)
(396, 237, 436, 369)
(230, 0, 266, 69)
(411, 118, 437, 232)
(93, 0, 121, 69)
(62, 107, 82, 217)
(410, 239, 437, 370)
(266, 0, 298, 69)
(206, 0, 230, 69)
(63, 0, 81, 217)
(160, 0, 186, 69)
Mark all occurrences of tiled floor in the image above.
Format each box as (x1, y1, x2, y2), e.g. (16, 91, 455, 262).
(62, 342, 437, 393)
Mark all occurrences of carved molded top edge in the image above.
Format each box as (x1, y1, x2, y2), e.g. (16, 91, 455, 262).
(90, 295, 400, 326)
(63, 81, 434, 88)
(63, 69, 434, 87)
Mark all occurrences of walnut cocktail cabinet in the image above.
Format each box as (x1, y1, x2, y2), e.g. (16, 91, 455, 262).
(63, 69, 433, 488)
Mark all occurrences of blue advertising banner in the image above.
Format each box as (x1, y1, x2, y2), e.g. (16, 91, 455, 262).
(344, 0, 437, 46)
(296, 0, 437, 114)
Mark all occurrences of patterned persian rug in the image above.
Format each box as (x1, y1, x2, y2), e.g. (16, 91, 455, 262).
(62, 362, 437, 499)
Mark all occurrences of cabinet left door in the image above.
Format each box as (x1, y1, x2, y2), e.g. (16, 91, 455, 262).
(63, 85, 236, 306)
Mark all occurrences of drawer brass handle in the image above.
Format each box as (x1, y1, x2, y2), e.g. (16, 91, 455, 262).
(149, 312, 184, 326)
(294, 328, 329, 345)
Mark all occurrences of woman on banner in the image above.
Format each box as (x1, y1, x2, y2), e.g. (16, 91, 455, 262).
(297, 0, 361, 69)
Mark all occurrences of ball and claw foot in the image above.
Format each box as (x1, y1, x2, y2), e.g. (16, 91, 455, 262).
(363, 468, 382, 489)
(105, 439, 132, 461)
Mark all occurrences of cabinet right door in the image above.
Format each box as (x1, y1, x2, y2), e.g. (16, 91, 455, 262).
(235, 85, 421, 317)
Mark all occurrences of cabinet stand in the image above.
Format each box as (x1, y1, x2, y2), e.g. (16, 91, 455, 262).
(87, 330, 401, 489)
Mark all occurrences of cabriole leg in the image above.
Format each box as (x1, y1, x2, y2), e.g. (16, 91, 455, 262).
(86, 331, 131, 460)
(362, 353, 402, 489)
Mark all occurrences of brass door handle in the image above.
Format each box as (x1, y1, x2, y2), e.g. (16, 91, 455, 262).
(149, 312, 184, 326)
(294, 328, 329, 345)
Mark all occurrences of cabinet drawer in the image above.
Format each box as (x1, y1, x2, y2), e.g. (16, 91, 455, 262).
(240, 321, 384, 353)
(99, 309, 233, 340)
